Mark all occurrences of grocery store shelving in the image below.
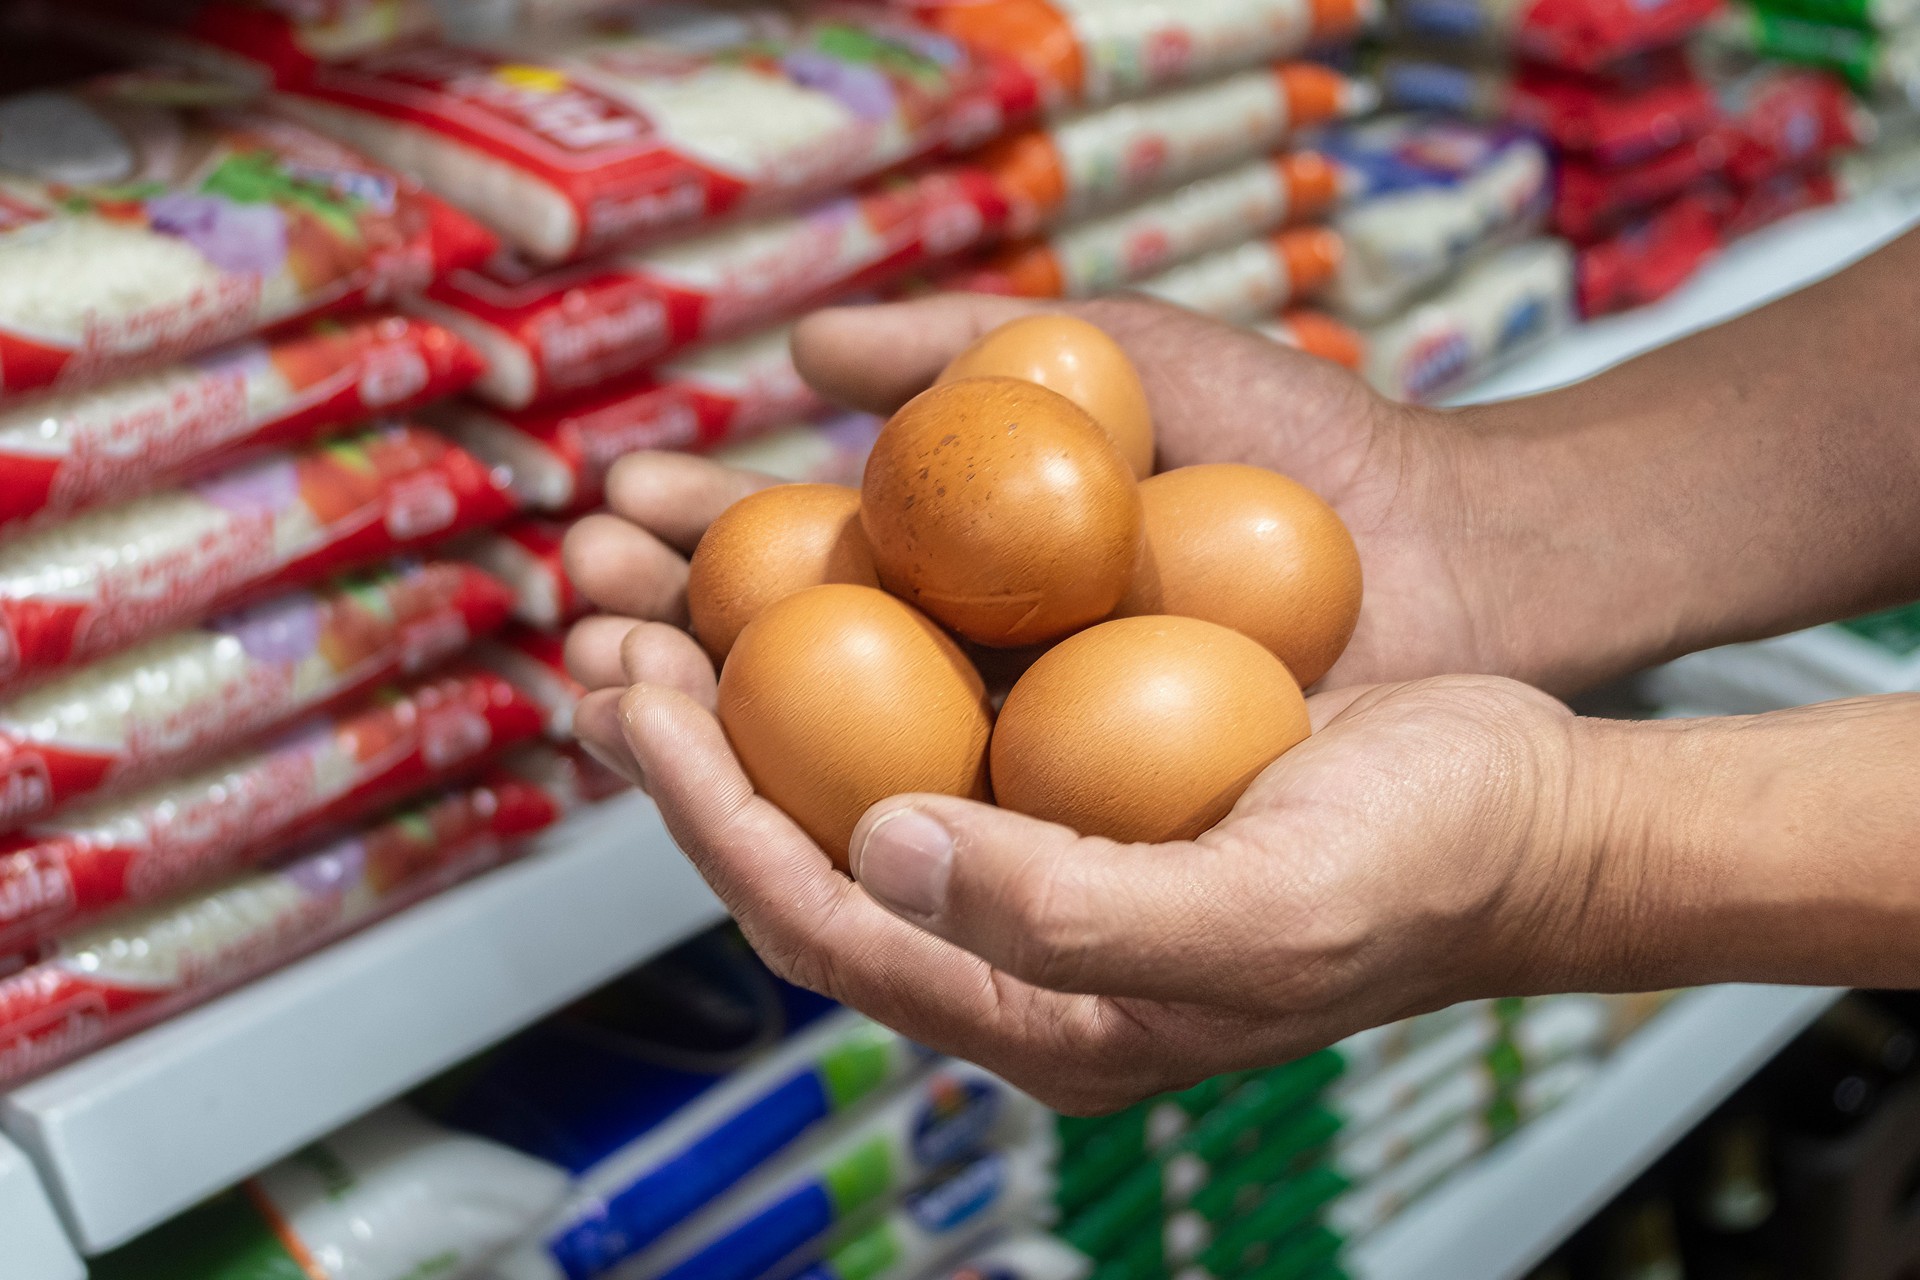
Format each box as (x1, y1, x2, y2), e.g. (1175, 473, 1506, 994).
(0, 791, 724, 1255)
(0, 1131, 82, 1280)
(1348, 984, 1840, 1280)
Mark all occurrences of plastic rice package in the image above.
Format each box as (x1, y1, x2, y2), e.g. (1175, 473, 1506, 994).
(929, 1232, 1094, 1280)
(979, 62, 1373, 234)
(1361, 238, 1574, 402)
(1718, 161, 1843, 235)
(1576, 190, 1721, 315)
(0, 423, 519, 688)
(1135, 226, 1345, 324)
(708, 411, 883, 483)
(1251, 307, 1368, 369)
(278, 5, 1040, 264)
(469, 518, 584, 630)
(906, 0, 1376, 111)
(0, 749, 579, 1087)
(954, 151, 1347, 298)
(0, 667, 545, 955)
(0, 77, 496, 404)
(477, 628, 583, 737)
(1554, 135, 1725, 240)
(0, 559, 510, 831)
(437, 326, 824, 501)
(0, 313, 483, 531)
(1714, 62, 1871, 186)
(417, 168, 1011, 408)
(92, 1103, 572, 1280)
(1707, 8, 1920, 101)
(1315, 118, 1551, 324)
(1386, 0, 1725, 72)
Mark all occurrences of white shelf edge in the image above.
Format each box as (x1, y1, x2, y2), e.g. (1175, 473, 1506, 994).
(0, 791, 723, 1255)
(1348, 983, 1841, 1280)
(0, 1130, 81, 1280)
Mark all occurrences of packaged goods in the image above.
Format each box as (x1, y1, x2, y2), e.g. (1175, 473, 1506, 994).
(1136, 226, 1345, 323)
(1554, 138, 1725, 240)
(1642, 600, 1920, 711)
(955, 152, 1346, 298)
(477, 628, 583, 737)
(906, 0, 1375, 110)
(931, 1232, 1094, 1280)
(416, 169, 1011, 408)
(1717, 162, 1844, 235)
(980, 63, 1373, 233)
(0, 77, 495, 403)
(437, 326, 822, 499)
(1747, 0, 1920, 31)
(0, 560, 511, 831)
(708, 412, 883, 484)
(0, 314, 483, 531)
(91, 1104, 571, 1280)
(278, 5, 1039, 264)
(469, 518, 585, 630)
(0, 423, 518, 688)
(1386, 0, 1726, 72)
(1714, 62, 1870, 185)
(1708, 9, 1920, 100)
(1576, 190, 1722, 315)
(1361, 238, 1574, 402)
(1253, 308, 1368, 369)
(0, 668, 544, 954)
(0, 753, 576, 1087)
(1317, 118, 1552, 323)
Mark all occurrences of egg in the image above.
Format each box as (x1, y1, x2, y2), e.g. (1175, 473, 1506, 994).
(861, 376, 1141, 648)
(938, 314, 1155, 478)
(990, 615, 1310, 843)
(1116, 464, 1362, 687)
(717, 584, 993, 869)
(687, 483, 879, 663)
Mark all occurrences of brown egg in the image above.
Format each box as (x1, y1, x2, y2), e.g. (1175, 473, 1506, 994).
(1117, 464, 1362, 687)
(717, 584, 992, 869)
(861, 377, 1141, 648)
(990, 615, 1309, 843)
(939, 314, 1155, 478)
(687, 483, 879, 663)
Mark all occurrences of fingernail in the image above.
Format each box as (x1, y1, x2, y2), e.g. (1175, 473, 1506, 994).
(853, 808, 952, 918)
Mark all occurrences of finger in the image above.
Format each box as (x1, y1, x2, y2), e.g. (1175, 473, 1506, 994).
(564, 614, 639, 690)
(792, 294, 1044, 413)
(846, 794, 1262, 1004)
(1305, 683, 1377, 729)
(572, 687, 643, 788)
(562, 513, 690, 624)
(620, 621, 717, 712)
(603, 451, 773, 555)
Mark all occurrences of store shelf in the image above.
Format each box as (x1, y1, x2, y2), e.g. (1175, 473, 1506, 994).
(0, 792, 725, 1255)
(0, 1131, 81, 1280)
(1348, 984, 1840, 1280)
(1458, 186, 1920, 404)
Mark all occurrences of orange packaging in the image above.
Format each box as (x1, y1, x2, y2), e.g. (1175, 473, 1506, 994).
(1253, 309, 1367, 370)
(1137, 226, 1345, 324)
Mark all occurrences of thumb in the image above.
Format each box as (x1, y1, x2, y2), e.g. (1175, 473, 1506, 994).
(791, 293, 1045, 414)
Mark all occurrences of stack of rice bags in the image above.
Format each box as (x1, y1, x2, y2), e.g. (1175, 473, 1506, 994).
(0, 55, 637, 1090)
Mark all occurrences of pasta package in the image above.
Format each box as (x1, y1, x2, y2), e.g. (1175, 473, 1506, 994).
(0, 77, 497, 402)
(0, 313, 484, 531)
(278, 5, 1041, 264)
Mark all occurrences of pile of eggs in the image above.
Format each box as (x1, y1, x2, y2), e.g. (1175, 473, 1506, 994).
(686, 315, 1363, 867)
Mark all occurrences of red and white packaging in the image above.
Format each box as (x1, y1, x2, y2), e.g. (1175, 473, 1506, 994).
(1252, 308, 1366, 370)
(433, 323, 825, 506)
(1576, 191, 1723, 316)
(0, 423, 519, 688)
(467, 518, 584, 631)
(1507, 52, 1722, 165)
(1387, 0, 1725, 73)
(0, 560, 511, 832)
(0, 314, 484, 531)
(277, 5, 1039, 263)
(1136, 226, 1345, 324)
(1554, 134, 1726, 240)
(416, 165, 1013, 408)
(0, 77, 496, 403)
(1715, 65, 1868, 188)
(0, 667, 545, 954)
(476, 627, 583, 738)
(0, 753, 578, 1088)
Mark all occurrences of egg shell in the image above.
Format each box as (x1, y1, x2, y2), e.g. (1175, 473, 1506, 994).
(939, 314, 1156, 478)
(990, 615, 1310, 843)
(687, 483, 879, 662)
(861, 376, 1142, 648)
(1117, 463, 1362, 687)
(718, 583, 993, 869)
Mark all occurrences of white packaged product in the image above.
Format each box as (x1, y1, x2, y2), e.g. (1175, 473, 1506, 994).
(1136, 227, 1345, 324)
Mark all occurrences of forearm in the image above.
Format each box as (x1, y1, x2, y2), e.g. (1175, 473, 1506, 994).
(1451, 228, 1920, 693)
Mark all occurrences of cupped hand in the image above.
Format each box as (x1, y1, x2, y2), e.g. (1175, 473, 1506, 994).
(574, 621, 1631, 1113)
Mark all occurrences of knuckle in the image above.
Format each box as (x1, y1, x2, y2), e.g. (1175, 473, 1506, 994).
(997, 860, 1097, 990)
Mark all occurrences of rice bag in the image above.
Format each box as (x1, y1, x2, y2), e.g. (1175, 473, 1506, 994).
(906, 0, 1375, 111)
(476, 628, 583, 737)
(1252, 307, 1367, 369)
(1317, 117, 1551, 323)
(1554, 135, 1725, 240)
(0, 560, 511, 832)
(0, 423, 519, 688)
(954, 151, 1346, 298)
(1386, 0, 1725, 72)
(1714, 63, 1870, 186)
(1361, 238, 1574, 402)
(1576, 190, 1721, 315)
(1135, 225, 1346, 324)
(469, 518, 584, 630)
(91, 1104, 572, 1280)
(415, 166, 1013, 408)
(1707, 8, 1920, 101)
(980, 62, 1373, 233)
(278, 5, 1040, 264)
(436, 325, 824, 501)
(0, 313, 483, 531)
(0, 750, 577, 1088)
(1717, 162, 1842, 236)
(0, 667, 544, 954)
(0, 77, 496, 403)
